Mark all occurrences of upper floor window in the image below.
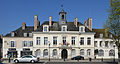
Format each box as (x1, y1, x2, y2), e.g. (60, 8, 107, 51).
(71, 37, 75, 45)
(9, 41, 16, 47)
(36, 37, 40, 45)
(100, 41, 102, 47)
(80, 37, 84, 45)
(53, 37, 57, 45)
(53, 49, 57, 57)
(105, 41, 109, 47)
(23, 41, 27, 47)
(44, 37, 48, 45)
(22, 41, 33, 47)
(24, 33, 27, 37)
(87, 37, 91, 45)
(62, 37, 66, 45)
(94, 41, 97, 47)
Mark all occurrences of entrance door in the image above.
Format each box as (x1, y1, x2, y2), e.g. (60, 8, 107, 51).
(61, 49, 68, 59)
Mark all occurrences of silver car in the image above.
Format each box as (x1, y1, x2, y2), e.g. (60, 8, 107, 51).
(13, 55, 39, 63)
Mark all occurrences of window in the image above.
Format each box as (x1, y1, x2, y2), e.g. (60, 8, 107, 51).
(10, 41, 16, 47)
(29, 33, 32, 37)
(105, 41, 108, 47)
(81, 27, 84, 32)
(43, 49, 48, 57)
(87, 49, 91, 56)
(71, 37, 75, 45)
(53, 49, 57, 57)
(35, 49, 40, 57)
(44, 37, 48, 45)
(99, 34, 103, 38)
(98, 49, 104, 56)
(94, 41, 97, 47)
(63, 27, 66, 31)
(29, 41, 33, 47)
(36, 37, 40, 45)
(80, 49, 84, 56)
(53, 37, 57, 45)
(62, 15, 64, 19)
(109, 49, 115, 56)
(80, 37, 84, 45)
(24, 33, 27, 37)
(71, 49, 76, 57)
(44, 27, 47, 32)
(100, 41, 102, 47)
(62, 37, 66, 45)
(23, 41, 27, 47)
(11, 32, 15, 37)
(87, 37, 91, 45)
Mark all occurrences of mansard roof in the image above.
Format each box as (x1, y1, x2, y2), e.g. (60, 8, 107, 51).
(4, 21, 91, 37)
(92, 29, 113, 38)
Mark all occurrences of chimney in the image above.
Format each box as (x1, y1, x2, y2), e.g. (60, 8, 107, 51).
(37, 21, 40, 27)
(74, 17, 77, 27)
(84, 20, 87, 27)
(22, 22, 26, 30)
(87, 18, 92, 31)
(49, 16, 52, 26)
(34, 15, 38, 30)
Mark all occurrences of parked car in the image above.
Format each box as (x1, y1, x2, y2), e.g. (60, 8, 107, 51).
(71, 56, 84, 60)
(13, 55, 39, 63)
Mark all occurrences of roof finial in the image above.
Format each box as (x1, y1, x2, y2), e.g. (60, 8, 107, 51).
(61, 5, 64, 12)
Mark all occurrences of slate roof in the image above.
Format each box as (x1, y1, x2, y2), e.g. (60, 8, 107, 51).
(92, 29, 112, 38)
(4, 21, 91, 37)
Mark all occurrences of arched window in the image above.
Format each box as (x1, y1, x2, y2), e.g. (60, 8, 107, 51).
(53, 49, 57, 57)
(80, 49, 84, 56)
(35, 49, 40, 57)
(43, 49, 48, 57)
(98, 49, 104, 56)
(87, 49, 91, 56)
(109, 49, 115, 56)
(71, 49, 76, 57)
(62, 15, 64, 19)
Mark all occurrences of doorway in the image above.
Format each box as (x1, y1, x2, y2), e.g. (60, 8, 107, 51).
(61, 49, 68, 59)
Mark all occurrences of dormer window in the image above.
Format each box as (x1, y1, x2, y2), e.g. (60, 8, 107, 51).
(43, 25, 49, 32)
(109, 34, 112, 38)
(62, 15, 64, 19)
(79, 26, 85, 32)
(99, 34, 103, 38)
(24, 33, 27, 37)
(11, 32, 15, 37)
(62, 25, 67, 31)
(29, 33, 32, 37)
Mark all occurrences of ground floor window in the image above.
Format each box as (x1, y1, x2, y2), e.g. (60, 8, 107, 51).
(71, 49, 76, 57)
(109, 49, 115, 56)
(35, 49, 40, 57)
(80, 49, 84, 56)
(87, 49, 91, 56)
(21, 48, 32, 56)
(98, 49, 104, 56)
(43, 49, 48, 57)
(53, 49, 57, 57)
(7, 48, 17, 58)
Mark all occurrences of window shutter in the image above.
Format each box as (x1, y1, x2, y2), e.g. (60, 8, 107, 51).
(9, 41, 11, 47)
(14, 41, 16, 47)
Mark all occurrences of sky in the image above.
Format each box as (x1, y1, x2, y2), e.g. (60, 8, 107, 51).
(0, 0, 110, 35)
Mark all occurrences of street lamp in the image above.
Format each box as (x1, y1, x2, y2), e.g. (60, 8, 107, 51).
(113, 44, 115, 62)
(48, 41, 51, 61)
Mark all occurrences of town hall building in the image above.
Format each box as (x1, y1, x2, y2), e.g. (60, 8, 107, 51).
(2, 9, 118, 60)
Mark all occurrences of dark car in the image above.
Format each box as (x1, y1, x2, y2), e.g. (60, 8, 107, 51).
(71, 56, 84, 60)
